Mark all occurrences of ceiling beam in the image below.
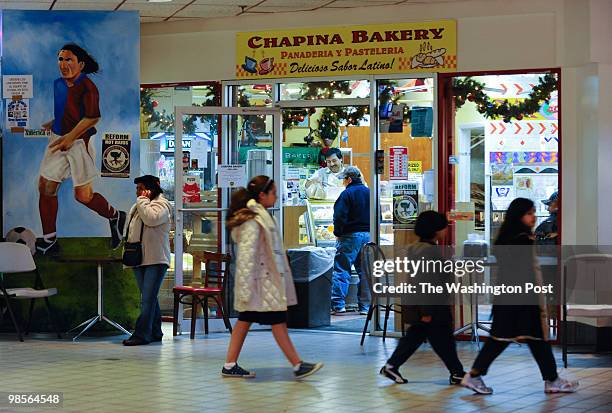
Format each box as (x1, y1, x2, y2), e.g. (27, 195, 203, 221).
(115, 0, 128, 11)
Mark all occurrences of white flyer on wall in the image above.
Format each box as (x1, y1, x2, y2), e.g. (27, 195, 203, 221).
(218, 164, 247, 188)
(3, 75, 33, 98)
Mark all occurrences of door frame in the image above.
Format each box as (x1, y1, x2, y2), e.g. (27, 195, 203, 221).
(173, 105, 282, 332)
(437, 68, 562, 342)
(437, 67, 562, 246)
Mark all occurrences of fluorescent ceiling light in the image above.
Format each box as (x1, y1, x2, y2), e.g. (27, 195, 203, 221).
(148, 0, 173, 3)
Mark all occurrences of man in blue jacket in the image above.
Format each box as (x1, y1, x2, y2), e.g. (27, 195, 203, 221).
(331, 166, 371, 314)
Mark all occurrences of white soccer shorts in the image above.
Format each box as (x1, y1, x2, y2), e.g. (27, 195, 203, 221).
(39, 133, 98, 187)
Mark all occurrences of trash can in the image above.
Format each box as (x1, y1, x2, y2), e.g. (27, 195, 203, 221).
(286, 246, 335, 328)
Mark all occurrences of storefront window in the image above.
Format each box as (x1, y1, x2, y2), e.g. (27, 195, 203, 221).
(140, 83, 221, 201)
(231, 84, 273, 107)
(281, 105, 370, 249)
(375, 77, 436, 333)
(448, 73, 559, 248)
(280, 80, 370, 100)
(140, 82, 221, 315)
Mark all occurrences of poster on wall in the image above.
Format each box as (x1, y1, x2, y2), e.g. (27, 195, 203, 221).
(236, 20, 457, 79)
(1, 11, 141, 249)
(2, 74, 33, 98)
(6, 99, 30, 131)
(101, 133, 131, 178)
(393, 182, 418, 229)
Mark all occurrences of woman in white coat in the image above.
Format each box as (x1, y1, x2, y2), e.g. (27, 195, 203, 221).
(122, 175, 172, 346)
(222, 175, 323, 379)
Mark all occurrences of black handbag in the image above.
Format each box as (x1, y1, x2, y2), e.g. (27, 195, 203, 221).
(122, 212, 144, 266)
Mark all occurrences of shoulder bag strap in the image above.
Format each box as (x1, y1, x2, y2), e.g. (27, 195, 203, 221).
(124, 211, 145, 242)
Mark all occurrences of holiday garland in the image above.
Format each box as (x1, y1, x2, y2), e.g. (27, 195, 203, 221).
(453, 73, 557, 123)
(282, 81, 368, 144)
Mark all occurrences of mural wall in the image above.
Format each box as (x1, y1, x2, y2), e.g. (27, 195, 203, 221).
(2, 11, 140, 250)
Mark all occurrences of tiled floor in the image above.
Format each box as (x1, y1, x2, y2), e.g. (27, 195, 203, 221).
(0, 325, 611, 413)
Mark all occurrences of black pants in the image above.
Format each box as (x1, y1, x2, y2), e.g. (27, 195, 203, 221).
(387, 322, 464, 375)
(472, 338, 558, 381)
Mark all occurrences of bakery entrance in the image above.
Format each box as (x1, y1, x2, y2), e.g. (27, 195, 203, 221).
(225, 77, 438, 334)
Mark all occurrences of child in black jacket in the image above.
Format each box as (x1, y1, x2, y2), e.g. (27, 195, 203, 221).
(380, 211, 466, 385)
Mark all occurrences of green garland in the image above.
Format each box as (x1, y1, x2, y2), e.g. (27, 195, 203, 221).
(453, 73, 557, 123)
(282, 81, 368, 142)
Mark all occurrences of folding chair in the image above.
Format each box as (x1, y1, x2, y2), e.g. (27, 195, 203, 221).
(360, 242, 401, 345)
(562, 253, 612, 367)
(0, 242, 61, 341)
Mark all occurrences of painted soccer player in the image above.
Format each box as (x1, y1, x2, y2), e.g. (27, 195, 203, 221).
(36, 43, 126, 254)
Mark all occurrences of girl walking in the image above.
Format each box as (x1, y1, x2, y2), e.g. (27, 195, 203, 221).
(462, 198, 578, 394)
(222, 175, 323, 379)
(380, 211, 466, 384)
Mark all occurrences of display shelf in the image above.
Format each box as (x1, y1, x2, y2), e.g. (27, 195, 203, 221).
(306, 200, 337, 246)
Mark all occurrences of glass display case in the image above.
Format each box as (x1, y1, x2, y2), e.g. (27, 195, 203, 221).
(306, 200, 336, 247)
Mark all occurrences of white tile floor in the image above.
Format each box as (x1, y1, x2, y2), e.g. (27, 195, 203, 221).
(0, 325, 611, 413)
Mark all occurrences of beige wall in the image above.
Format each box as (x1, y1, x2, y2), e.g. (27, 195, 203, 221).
(141, 0, 562, 83)
(140, 0, 612, 244)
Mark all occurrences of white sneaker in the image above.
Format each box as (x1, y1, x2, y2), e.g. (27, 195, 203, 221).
(545, 376, 579, 393)
(461, 373, 493, 395)
(331, 307, 347, 315)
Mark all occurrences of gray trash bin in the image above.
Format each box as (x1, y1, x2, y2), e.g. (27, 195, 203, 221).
(287, 247, 335, 328)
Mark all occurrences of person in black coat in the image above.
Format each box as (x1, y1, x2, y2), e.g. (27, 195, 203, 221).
(380, 211, 465, 385)
(461, 198, 578, 395)
(331, 166, 371, 314)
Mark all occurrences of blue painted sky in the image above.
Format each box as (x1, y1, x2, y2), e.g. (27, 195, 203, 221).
(2, 10, 140, 237)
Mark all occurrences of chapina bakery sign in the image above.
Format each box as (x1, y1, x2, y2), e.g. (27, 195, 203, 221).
(236, 20, 456, 79)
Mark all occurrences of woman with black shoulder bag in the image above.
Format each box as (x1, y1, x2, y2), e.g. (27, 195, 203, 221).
(122, 175, 172, 346)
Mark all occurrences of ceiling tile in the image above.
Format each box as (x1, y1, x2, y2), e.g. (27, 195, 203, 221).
(53, 2, 119, 10)
(54, 0, 120, 4)
(193, 0, 261, 5)
(0, 1, 50, 9)
(121, 3, 184, 17)
(125, 0, 193, 4)
(325, 0, 398, 7)
(174, 4, 242, 17)
(259, 0, 331, 7)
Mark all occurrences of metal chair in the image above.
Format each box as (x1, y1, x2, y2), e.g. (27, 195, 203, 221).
(173, 251, 233, 339)
(562, 253, 612, 367)
(0, 242, 61, 341)
(360, 242, 401, 345)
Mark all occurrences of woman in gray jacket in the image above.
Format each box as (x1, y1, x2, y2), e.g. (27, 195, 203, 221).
(222, 175, 323, 379)
(123, 175, 172, 346)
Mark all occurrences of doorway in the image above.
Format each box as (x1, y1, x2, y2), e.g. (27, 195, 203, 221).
(439, 69, 561, 339)
(171, 105, 283, 334)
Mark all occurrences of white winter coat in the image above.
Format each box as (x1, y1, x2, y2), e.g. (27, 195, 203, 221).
(125, 195, 172, 267)
(230, 199, 297, 312)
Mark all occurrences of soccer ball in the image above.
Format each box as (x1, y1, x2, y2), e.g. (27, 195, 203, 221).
(5, 226, 37, 255)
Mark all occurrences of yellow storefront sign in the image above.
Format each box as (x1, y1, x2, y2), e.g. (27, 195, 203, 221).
(236, 20, 456, 79)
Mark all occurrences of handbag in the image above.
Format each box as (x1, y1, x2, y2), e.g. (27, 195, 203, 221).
(122, 212, 144, 266)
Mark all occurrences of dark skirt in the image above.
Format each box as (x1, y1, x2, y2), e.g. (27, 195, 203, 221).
(489, 305, 545, 340)
(238, 311, 287, 325)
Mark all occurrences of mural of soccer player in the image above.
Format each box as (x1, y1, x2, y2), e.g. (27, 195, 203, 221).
(36, 43, 126, 254)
